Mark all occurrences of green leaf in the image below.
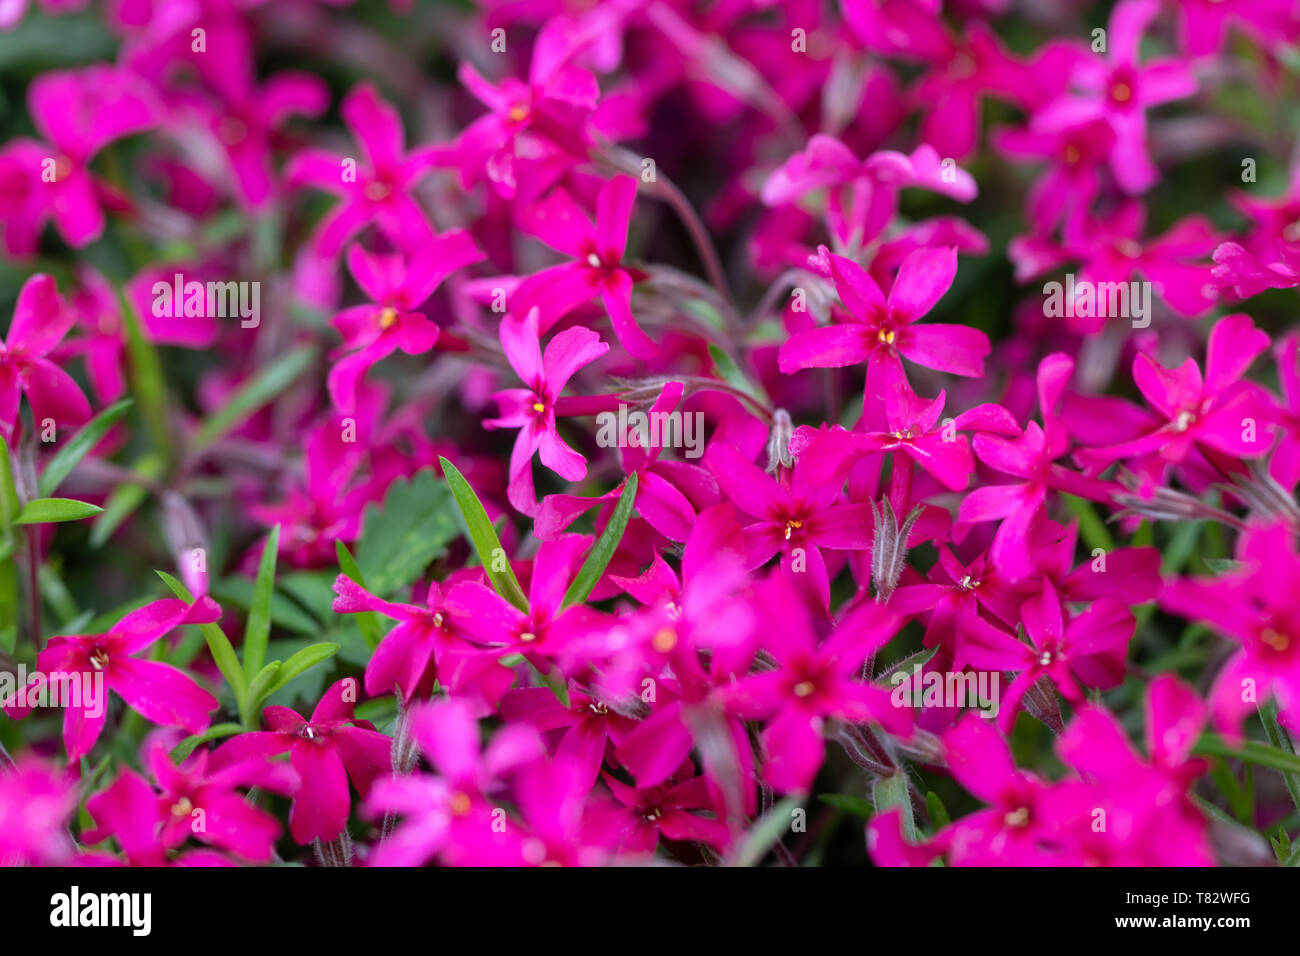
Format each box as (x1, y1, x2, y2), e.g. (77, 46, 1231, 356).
(817, 793, 874, 819)
(118, 287, 170, 457)
(439, 457, 527, 611)
(1061, 494, 1116, 554)
(0, 437, 20, 528)
(242, 525, 279, 678)
(873, 772, 919, 843)
(335, 541, 383, 650)
(707, 343, 771, 410)
(0, 555, 16, 655)
(563, 473, 637, 607)
(925, 791, 952, 831)
(156, 570, 247, 719)
(731, 795, 803, 867)
(246, 662, 283, 711)
(355, 468, 457, 597)
(190, 346, 316, 455)
(15, 497, 103, 524)
(265, 642, 340, 697)
(1194, 732, 1300, 776)
(38, 399, 133, 496)
(170, 723, 243, 764)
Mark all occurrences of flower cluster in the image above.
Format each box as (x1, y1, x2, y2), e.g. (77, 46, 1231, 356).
(2, 0, 1300, 868)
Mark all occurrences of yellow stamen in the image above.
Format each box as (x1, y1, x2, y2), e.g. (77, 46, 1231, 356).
(878, 329, 896, 345)
(378, 306, 398, 329)
(1261, 628, 1291, 652)
(793, 681, 815, 698)
(652, 629, 677, 653)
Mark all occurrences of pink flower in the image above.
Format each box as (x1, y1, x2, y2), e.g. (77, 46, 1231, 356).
(211, 679, 393, 844)
(483, 308, 609, 513)
(331, 574, 514, 709)
(83, 740, 298, 865)
(328, 232, 483, 413)
(778, 246, 989, 410)
(365, 698, 544, 866)
(3, 596, 223, 762)
(1161, 522, 1300, 738)
(722, 573, 911, 793)
(511, 175, 657, 358)
(0, 274, 92, 440)
(962, 579, 1135, 733)
(0, 65, 154, 253)
(0, 757, 78, 865)
(1034, 0, 1196, 194)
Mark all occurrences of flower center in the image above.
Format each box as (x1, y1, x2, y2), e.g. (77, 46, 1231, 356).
(1260, 628, 1291, 652)
(588, 701, 610, 716)
(171, 796, 194, 817)
(1063, 144, 1081, 165)
(793, 680, 816, 698)
(784, 519, 803, 540)
(1109, 81, 1132, 104)
(877, 328, 896, 345)
(1172, 410, 1197, 432)
(449, 791, 473, 816)
(958, 574, 981, 590)
(507, 102, 530, 123)
(378, 306, 399, 330)
(1038, 650, 1055, 666)
(1003, 806, 1030, 828)
(363, 180, 392, 202)
(89, 649, 110, 671)
(519, 631, 537, 643)
(652, 628, 677, 653)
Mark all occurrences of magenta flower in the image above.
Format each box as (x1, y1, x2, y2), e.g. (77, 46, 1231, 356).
(778, 246, 989, 409)
(511, 175, 657, 358)
(499, 686, 637, 791)
(332, 574, 514, 710)
(1055, 675, 1214, 866)
(0, 274, 92, 440)
(445, 535, 609, 671)
(328, 232, 484, 413)
(587, 769, 731, 855)
(1078, 313, 1278, 470)
(3, 596, 223, 762)
(83, 740, 298, 865)
(706, 431, 868, 611)
(1035, 0, 1197, 194)
(1161, 522, 1300, 738)
(721, 573, 910, 793)
(211, 679, 393, 844)
(961, 580, 1135, 733)
(0, 757, 78, 866)
(450, 30, 601, 199)
(287, 83, 442, 262)
(365, 698, 544, 867)
(483, 308, 609, 513)
(0, 65, 154, 253)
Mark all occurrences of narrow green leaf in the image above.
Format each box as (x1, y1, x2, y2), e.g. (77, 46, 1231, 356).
(707, 343, 771, 410)
(156, 570, 247, 715)
(563, 473, 637, 607)
(873, 772, 919, 842)
(266, 642, 339, 697)
(817, 793, 873, 818)
(1259, 699, 1300, 813)
(336, 540, 383, 650)
(117, 287, 170, 456)
(0, 437, 20, 527)
(1194, 733, 1300, 776)
(246, 661, 283, 711)
(38, 399, 133, 496)
(439, 457, 527, 611)
(1061, 494, 1116, 554)
(732, 795, 803, 867)
(191, 346, 316, 454)
(170, 723, 243, 764)
(243, 525, 280, 678)
(15, 497, 103, 524)
(0, 555, 16, 655)
(925, 791, 952, 831)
